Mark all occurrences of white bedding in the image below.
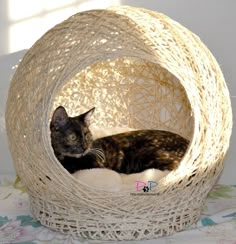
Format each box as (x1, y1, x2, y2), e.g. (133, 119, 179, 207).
(73, 168, 170, 191)
(73, 126, 170, 191)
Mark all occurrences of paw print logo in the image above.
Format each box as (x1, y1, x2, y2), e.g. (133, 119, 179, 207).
(143, 186, 149, 192)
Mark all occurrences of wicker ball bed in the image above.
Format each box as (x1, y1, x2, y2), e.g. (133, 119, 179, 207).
(5, 6, 232, 241)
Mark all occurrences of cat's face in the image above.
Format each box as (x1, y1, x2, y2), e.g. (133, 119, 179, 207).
(50, 106, 95, 160)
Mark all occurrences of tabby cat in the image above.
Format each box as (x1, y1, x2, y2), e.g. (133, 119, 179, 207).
(50, 106, 189, 174)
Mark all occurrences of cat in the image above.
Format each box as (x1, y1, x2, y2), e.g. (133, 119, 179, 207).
(50, 106, 189, 174)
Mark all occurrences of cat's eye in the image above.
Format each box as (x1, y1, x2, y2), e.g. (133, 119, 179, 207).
(68, 134, 77, 141)
(85, 133, 91, 140)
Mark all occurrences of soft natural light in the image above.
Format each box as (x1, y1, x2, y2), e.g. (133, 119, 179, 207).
(9, 18, 44, 53)
(78, 0, 120, 12)
(8, 0, 43, 21)
(43, 0, 77, 11)
(7, 0, 121, 54)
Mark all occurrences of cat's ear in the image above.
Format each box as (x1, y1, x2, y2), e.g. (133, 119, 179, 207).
(51, 106, 69, 129)
(79, 107, 95, 126)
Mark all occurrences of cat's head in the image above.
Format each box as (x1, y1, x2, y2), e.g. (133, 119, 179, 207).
(50, 106, 95, 160)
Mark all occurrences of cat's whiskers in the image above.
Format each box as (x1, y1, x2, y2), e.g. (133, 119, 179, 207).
(87, 148, 106, 162)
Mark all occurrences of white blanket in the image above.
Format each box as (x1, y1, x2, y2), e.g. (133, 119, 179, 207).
(73, 126, 170, 192)
(73, 168, 170, 192)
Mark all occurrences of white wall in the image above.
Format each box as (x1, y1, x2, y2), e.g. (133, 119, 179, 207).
(0, 0, 121, 55)
(0, 50, 27, 176)
(0, 0, 235, 184)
